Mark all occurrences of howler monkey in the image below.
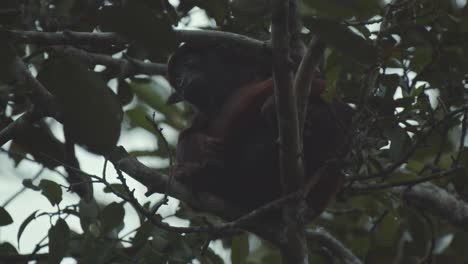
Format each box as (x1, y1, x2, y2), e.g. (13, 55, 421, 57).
(168, 43, 352, 214)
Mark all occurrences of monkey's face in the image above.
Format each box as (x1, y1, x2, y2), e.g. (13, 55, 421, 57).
(167, 43, 271, 115)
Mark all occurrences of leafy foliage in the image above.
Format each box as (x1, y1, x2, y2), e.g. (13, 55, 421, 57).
(0, 0, 468, 263)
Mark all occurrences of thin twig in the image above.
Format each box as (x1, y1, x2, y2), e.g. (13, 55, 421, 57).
(294, 37, 326, 136)
(306, 228, 362, 264)
(454, 110, 468, 167)
(145, 114, 173, 212)
(111, 162, 301, 235)
(350, 167, 459, 193)
(349, 105, 468, 181)
(2, 167, 45, 208)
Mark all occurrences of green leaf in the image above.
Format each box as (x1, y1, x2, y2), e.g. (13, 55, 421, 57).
(383, 125, 411, 162)
(302, 17, 377, 65)
(373, 210, 400, 247)
(302, 0, 379, 20)
(103, 183, 126, 196)
(0, 242, 17, 255)
(8, 141, 26, 167)
(98, 1, 176, 61)
(11, 121, 65, 169)
(37, 56, 123, 155)
(79, 199, 99, 233)
(409, 47, 433, 72)
(0, 41, 17, 84)
(39, 179, 63, 206)
(198, 0, 228, 25)
(22, 179, 41, 191)
(117, 79, 134, 106)
(129, 79, 186, 130)
(48, 218, 70, 264)
(231, 233, 249, 264)
(200, 248, 225, 264)
(132, 221, 153, 248)
(0, 207, 13, 226)
(17, 210, 38, 247)
(246, 241, 281, 264)
(99, 202, 125, 235)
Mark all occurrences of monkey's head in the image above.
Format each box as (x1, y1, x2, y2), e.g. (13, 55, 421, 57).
(167, 43, 271, 116)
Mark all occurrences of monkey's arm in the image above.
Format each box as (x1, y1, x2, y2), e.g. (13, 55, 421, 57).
(174, 112, 225, 191)
(175, 79, 274, 194)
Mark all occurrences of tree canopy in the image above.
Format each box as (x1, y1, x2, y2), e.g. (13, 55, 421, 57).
(1, 0, 468, 263)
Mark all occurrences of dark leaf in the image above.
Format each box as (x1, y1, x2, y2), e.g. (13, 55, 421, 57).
(117, 79, 134, 106)
(0, 242, 17, 255)
(99, 2, 176, 61)
(39, 179, 63, 206)
(200, 249, 224, 264)
(231, 233, 249, 264)
(0, 207, 13, 226)
(129, 79, 186, 130)
(99, 202, 125, 235)
(383, 125, 411, 162)
(103, 183, 126, 196)
(302, 0, 380, 20)
(8, 141, 26, 167)
(37, 55, 123, 155)
(11, 121, 65, 169)
(79, 199, 99, 233)
(302, 17, 377, 65)
(48, 218, 70, 264)
(22, 179, 41, 191)
(17, 210, 38, 246)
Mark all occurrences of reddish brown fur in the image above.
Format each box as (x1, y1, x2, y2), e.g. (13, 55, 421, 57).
(175, 78, 352, 214)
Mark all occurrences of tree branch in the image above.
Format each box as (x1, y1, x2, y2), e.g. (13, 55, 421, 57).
(350, 167, 460, 194)
(294, 37, 326, 135)
(307, 229, 362, 264)
(8, 29, 269, 54)
(108, 146, 241, 220)
(0, 54, 56, 147)
(349, 105, 468, 182)
(52, 46, 167, 77)
(395, 182, 468, 229)
(271, 0, 308, 262)
(271, 0, 303, 200)
(7, 29, 127, 47)
(11, 55, 54, 108)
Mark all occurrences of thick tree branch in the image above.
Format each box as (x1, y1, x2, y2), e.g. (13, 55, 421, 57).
(395, 182, 468, 229)
(0, 55, 56, 147)
(52, 46, 167, 77)
(0, 111, 40, 146)
(11, 56, 54, 108)
(109, 146, 241, 220)
(8, 29, 269, 54)
(271, 0, 308, 263)
(271, 0, 303, 199)
(0, 253, 48, 263)
(8, 30, 127, 47)
(307, 229, 362, 264)
(107, 146, 325, 246)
